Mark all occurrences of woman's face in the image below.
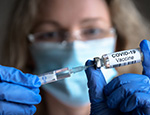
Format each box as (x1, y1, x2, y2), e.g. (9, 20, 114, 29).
(32, 0, 112, 43)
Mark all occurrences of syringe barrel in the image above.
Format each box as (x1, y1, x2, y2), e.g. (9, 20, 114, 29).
(94, 48, 143, 68)
(39, 67, 71, 85)
(39, 71, 57, 85)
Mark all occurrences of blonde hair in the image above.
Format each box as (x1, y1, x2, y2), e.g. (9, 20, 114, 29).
(0, 0, 149, 73)
(1, 0, 40, 71)
(107, 0, 150, 49)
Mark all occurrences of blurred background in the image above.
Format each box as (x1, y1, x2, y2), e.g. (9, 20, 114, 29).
(133, 0, 150, 23)
(0, 0, 150, 75)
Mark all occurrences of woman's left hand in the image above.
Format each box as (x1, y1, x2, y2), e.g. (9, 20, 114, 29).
(86, 60, 150, 115)
(85, 39, 150, 115)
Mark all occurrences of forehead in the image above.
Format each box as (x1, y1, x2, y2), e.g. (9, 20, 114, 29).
(37, 0, 111, 27)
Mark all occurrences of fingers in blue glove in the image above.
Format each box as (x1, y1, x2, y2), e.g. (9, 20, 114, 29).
(85, 60, 122, 115)
(104, 74, 150, 109)
(120, 92, 150, 113)
(85, 60, 106, 104)
(140, 39, 150, 77)
(132, 107, 150, 115)
(104, 73, 149, 96)
(0, 101, 36, 115)
(0, 65, 41, 115)
(0, 82, 41, 104)
(0, 65, 41, 88)
(107, 81, 150, 109)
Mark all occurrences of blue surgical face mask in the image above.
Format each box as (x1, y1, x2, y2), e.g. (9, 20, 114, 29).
(30, 37, 117, 106)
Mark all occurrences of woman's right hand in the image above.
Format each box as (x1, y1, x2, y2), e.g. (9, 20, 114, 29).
(0, 65, 41, 115)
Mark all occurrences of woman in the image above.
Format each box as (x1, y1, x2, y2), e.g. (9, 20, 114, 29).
(0, 0, 149, 114)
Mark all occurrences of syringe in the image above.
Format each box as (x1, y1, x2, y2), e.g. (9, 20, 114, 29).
(39, 48, 143, 85)
(39, 65, 94, 85)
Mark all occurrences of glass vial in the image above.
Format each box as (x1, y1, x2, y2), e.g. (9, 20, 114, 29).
(94, 48, 143, 69)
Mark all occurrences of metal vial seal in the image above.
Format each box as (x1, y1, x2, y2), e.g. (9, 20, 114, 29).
(94, 48, 143, 69)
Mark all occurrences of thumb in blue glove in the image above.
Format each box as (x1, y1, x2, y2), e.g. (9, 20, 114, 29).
(85, 60, 121, 115)
(140, 39, 150, 77)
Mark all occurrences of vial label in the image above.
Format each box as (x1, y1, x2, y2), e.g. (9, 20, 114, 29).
(107, 48, 142, 68)
(39, 71, 57, 85)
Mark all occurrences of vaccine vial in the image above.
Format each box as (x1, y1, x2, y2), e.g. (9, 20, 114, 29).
(94, 48, 143, 69)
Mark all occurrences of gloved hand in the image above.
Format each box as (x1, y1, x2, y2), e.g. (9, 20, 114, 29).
(85, 39, 150, 115)
(104, 39, 150, 115)
(85, 60, 122, 115)
(140, 39, 150, 77)
(0, 65, 41, 115)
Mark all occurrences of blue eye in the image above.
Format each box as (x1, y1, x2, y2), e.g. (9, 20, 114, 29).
(81, 28, 111, 40)
(83, 28, 102, 35)
(34, 32, 61, 42)
(40, 32, 59, 39)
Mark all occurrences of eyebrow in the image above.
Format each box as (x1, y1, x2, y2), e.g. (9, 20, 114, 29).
(34, 17, 103, 29)
(80, 17, 103, 24)
(35, 20, 62, 28)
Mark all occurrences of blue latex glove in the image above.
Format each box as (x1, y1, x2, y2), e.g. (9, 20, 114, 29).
(85, 39, 150, 115)
(140, 39, 150, 77)
(0, 65, 41, 115)
(104, 39, 150, 115)
(85, 60, 122, 115)
(104, 73, 150, 115)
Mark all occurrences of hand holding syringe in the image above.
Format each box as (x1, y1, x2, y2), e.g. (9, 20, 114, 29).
(39, 48, 143, 85)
